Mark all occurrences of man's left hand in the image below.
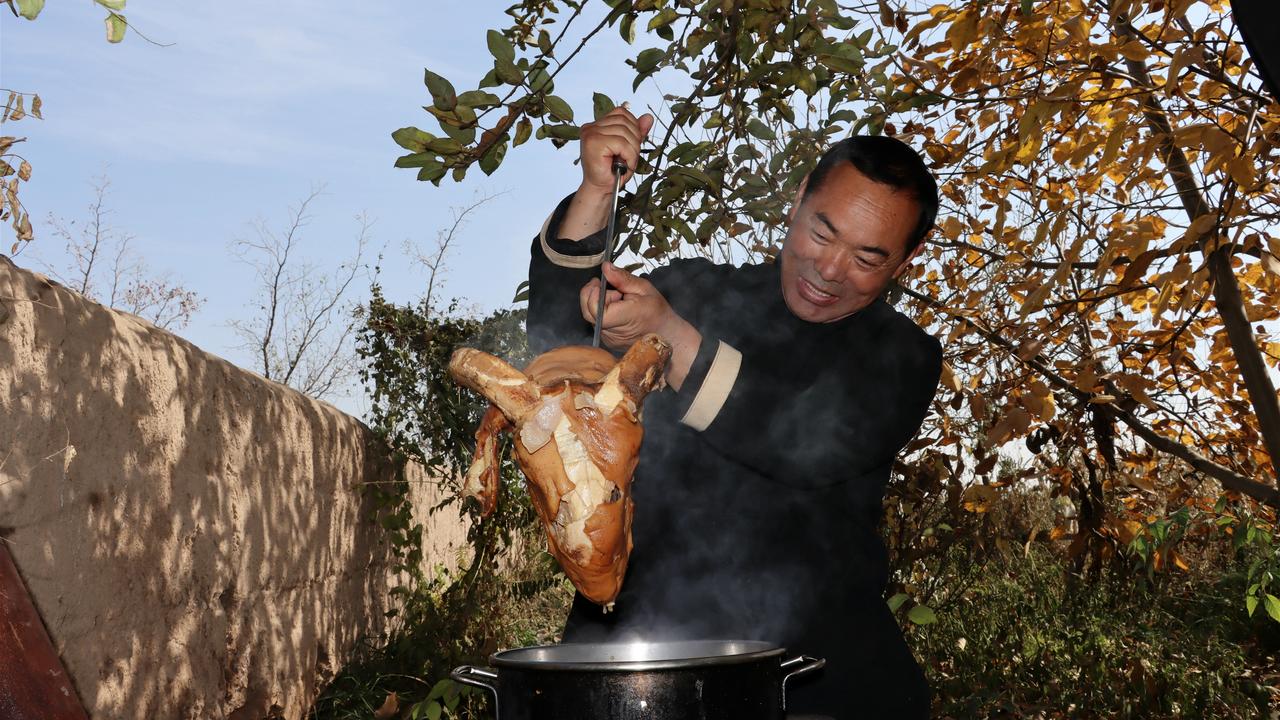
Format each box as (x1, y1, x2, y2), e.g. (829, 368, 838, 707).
(579, 263, 701, 390)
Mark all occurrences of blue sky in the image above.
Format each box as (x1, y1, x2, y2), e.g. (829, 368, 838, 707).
(2, 1, 662, 414)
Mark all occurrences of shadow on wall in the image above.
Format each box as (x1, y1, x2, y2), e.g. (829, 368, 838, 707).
(0, 256, 465, 719)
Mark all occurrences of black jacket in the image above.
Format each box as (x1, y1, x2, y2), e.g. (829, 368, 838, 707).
(527, 193, 942, 718)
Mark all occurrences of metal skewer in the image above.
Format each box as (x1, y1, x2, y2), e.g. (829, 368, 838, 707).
(592, 158, 628, 348)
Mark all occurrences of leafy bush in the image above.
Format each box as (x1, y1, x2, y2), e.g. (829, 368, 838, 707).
(310, 283, 570, 720)
(908, 528, 1278, 718)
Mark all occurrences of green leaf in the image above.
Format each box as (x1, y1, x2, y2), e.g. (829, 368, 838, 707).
(16, 0, 45, 20)
(423, 69, 457, 112)
(395, 152, 438, 169)
(818, 54, 865, 75)
(544, 95, 574, 123)
(647, 8, 679, 31)
(440, 120, 476, 145)
(426, 700, 442, 720)
(592, 92, 615, 121)
(426, 679, 451, 701)
(620, 14, 636, 44)
(634, 48, 664, 74)
(457, 90, 502, 109)
(512, 280, 530, 303)
(1247, 595, 1259, 617)
(541, 124, 581, 141)
(527, 66, 553, 93)
(1266, 594, 1280, 623)
(479, 134, 509, 175)
(537, 28, 553, 55)
(417, 163, 446, 184)
(745, 117, 776, 141)
(887, 592, 909, 613)
(495, 59, 524, 86)
(487, 29, 516, 64)
(907, 604, 937, 625)
(104, 13, 127, 42)
(477, 68, 501, 89)
(513, 117, 533, 147)
(392, 126, 435, 153)
(94, 0, 126, 9)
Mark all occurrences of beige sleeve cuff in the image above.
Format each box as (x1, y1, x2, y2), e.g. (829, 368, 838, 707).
(679, 341, 742, 432)
(539, 209, 606, 269)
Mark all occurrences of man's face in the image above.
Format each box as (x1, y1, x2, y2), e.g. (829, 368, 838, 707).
(779, 163, 924, 323)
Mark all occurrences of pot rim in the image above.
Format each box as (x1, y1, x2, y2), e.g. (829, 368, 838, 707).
(489, 639, 787, 672)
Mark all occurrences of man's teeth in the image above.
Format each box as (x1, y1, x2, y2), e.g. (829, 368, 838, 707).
(807, 281, 835, 298)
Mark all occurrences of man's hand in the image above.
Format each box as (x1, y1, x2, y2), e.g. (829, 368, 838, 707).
(559, 106, 654, 241)
(580, 262, 701, 391)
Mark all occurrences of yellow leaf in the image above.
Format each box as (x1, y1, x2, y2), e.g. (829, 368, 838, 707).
(1165, 47, 1191, 93)
(1186, 213, 1218, 244)
(1100, 123, 1126, 167)
(986, 406, 1031, 445)
(946, 8, 980, 51)
(962, 484, 1000, 513)
(1016, 339, 1044, 361)
(1112, 519, 1144, 545)
(373, 692, 399, 719)
(1263, 252, 1280, 278)
(17, 160, 30, 181)
(1227, 155, 1257, 189)
(1060, 14, 1090, 45)
(1125, 471, 1154, 491)
(1074, 367, 1099, 392)
(1116, 40, 1149, 61)
(1151, 276, 1176, 318)
(970, 393, 988, 420)
(940, 362, 962, 392)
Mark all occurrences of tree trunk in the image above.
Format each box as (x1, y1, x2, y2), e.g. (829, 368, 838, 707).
(1119, 28, 1280, 483)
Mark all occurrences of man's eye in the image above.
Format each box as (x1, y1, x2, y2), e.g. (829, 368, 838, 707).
(813, 233, 829, 244)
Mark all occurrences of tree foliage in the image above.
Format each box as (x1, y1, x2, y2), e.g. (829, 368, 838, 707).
(393, 0, 1280, 595)
(3, 0, 149, 250)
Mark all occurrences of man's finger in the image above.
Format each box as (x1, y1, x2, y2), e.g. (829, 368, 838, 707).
(638, 113, 655, 139)
(602, 262, 649, 293)
(580, 281, 599, 323)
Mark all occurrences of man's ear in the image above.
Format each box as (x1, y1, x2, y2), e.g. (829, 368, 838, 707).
(787, 175, 810, 223)
(892, 240, 926, 281)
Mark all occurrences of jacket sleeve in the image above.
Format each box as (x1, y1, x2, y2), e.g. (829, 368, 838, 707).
(526, 193, 717, 356)
(671, 313, 943, 488)
(526, 193, 609, 355)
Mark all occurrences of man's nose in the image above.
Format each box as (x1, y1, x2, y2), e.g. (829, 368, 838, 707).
(815, 247, 848, 282)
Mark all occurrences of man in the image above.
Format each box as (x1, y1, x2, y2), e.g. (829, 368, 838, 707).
(525, 106, 942, 718)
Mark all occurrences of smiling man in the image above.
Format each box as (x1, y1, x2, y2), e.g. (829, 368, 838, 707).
(525, 107, 942, 718)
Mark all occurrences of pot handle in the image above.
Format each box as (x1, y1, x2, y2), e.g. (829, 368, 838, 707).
(451, 665, 499, 715)
(780, 655, 826, 710)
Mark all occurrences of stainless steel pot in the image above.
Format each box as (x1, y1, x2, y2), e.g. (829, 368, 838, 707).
(452, 640, 824, 720)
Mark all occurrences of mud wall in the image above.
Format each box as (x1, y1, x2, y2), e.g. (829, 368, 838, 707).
(0, 257, 467, 718)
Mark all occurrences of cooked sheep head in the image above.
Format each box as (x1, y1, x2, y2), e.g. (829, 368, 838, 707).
(448, 334, 671, 607)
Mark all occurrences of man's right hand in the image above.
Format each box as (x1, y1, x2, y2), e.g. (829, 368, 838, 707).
(558, 105, 654, 241)
(579, 105, 654, 192)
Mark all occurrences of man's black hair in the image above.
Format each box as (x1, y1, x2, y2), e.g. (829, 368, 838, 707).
(801, 135, 939, 253)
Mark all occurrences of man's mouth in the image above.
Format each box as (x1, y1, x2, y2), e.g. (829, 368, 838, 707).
(797, 277, 840, 307)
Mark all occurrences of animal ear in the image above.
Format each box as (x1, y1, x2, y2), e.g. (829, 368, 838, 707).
(448, 348, 542, 419)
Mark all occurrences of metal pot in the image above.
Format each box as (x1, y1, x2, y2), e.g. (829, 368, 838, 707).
(452, 640, 824, 720)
